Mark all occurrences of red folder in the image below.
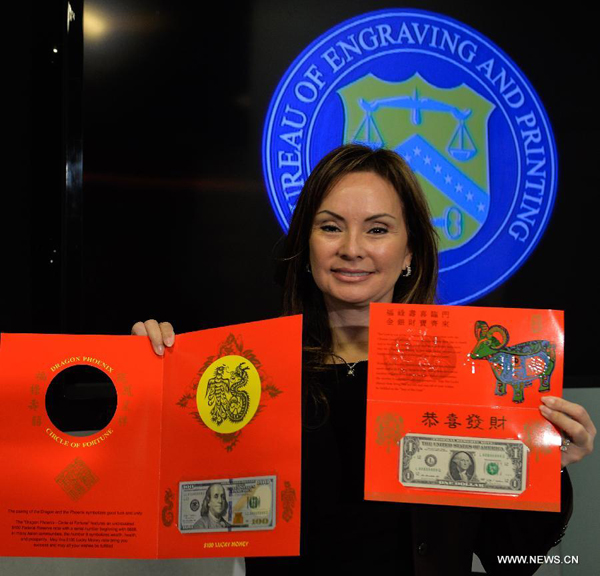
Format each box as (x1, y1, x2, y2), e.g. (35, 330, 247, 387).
(0, 315, 302, 558)
(365, 303, 564, 512)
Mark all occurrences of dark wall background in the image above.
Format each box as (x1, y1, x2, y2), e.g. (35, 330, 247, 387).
(7, 0, 598, 385)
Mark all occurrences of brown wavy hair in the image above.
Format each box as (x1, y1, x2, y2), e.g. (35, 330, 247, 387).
(280, 143, 438, 368)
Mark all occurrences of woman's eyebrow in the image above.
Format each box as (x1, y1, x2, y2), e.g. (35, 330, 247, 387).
(315, 210, 345, 220)
(315, 210, 397, 221)
(365, 213, 397, 221)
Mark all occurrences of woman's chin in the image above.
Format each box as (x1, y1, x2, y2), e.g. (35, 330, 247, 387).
(324, 290, 391, 310)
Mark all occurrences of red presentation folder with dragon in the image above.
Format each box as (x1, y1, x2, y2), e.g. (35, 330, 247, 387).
(0, 315, 302, 558)
(365, 303, 564, 512)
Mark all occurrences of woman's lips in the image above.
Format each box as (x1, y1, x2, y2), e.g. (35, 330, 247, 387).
(331, 269, 374, 282)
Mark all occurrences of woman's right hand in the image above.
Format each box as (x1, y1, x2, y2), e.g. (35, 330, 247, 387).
(131, 320, 175, 356)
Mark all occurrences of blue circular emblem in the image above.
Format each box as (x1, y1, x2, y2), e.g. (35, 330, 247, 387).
(262, 9, 558, 304)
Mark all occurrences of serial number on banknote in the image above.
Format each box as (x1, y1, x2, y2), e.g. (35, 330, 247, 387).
(399, 434, 528, 494)
(179, 475, 276, 533)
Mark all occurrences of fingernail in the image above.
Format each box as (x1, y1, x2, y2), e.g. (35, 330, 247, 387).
(156, 344, 164, 355)
(165, 336, 174, 347)
(540, 405, 552, 416)
(541, 396, 556, 406)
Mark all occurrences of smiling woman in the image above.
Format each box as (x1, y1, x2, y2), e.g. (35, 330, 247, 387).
(309, 171, 412, 308)
(280, 144, 438, 365)
(246, 144, 589, 575)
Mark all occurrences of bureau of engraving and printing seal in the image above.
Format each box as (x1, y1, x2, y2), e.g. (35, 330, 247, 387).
(262, 9, 557, 304)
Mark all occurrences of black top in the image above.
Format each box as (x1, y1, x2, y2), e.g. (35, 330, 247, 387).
(248, 361, 413, 574)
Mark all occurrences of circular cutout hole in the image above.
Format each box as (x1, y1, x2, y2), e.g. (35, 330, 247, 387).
(45, 365, 117, 436)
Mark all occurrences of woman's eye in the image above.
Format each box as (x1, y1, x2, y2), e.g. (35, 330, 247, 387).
(369, 227, 388, 234)
(320, 224, 341, 232)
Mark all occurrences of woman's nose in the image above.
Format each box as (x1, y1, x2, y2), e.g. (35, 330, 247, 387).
(338, 230, 364, 259)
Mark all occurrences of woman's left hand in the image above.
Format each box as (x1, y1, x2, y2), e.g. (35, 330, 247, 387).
(540, 396, 596, 468)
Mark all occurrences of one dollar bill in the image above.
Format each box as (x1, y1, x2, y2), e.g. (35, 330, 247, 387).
(179, 475, 276, 533)
(399, 434, 528, 494)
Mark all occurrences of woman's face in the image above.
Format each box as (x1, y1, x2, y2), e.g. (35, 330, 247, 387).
(309, 171, 411, 310)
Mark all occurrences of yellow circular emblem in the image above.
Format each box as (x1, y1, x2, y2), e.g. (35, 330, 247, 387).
(196, 355, 261, 433)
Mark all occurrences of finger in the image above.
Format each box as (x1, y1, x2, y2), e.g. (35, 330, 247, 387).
(131, 321, 148, 336)
(143, 319, 165, 355)
(561, 435, 591, 467)
(160, 322, 175, 347)
(541, 396, 597, 436)
(539, 405, 591, 448)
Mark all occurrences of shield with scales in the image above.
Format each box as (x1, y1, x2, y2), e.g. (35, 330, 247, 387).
(338, 73, 495, 252)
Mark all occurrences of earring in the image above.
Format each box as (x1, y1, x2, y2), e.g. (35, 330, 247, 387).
(402, 265, 412, 278)
(306, 263, 312, 274)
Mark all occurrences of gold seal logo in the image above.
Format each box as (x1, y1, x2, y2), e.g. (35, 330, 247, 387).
(196, 355, 261, 433)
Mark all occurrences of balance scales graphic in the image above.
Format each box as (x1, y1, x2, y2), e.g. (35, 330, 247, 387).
(346, 82, 491, 247)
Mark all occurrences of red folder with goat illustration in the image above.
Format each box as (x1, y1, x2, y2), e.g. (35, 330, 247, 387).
(365, 303, 564, 512)
(0, 315, 302, 558)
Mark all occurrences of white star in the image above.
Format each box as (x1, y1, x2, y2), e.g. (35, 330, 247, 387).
(444, 174, 452, 184)
(455, 183, 463, 193)
(434, 164, 442, 174)
(424, 155, 431, 165)
(466, 192, 474, 201)
(477, 203, 485, 212)
(413, 146, 421, 156)
(405, 154, 412, 162)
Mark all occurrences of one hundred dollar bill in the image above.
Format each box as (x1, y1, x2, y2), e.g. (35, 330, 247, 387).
(179, 475, 276, 533)
(399, 434, 528, 494)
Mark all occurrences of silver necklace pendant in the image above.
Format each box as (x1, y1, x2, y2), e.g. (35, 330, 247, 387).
(346, 362, 359, 376)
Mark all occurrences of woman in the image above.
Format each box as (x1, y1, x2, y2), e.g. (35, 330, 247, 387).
(134, 144, 595, 575)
